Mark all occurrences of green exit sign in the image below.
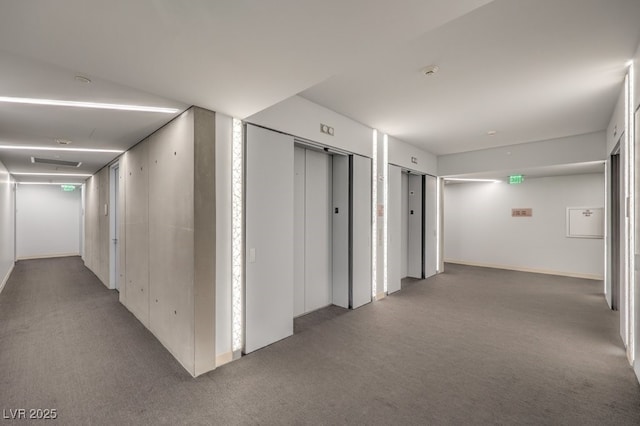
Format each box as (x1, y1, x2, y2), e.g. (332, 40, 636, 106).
(61, 185, 76, 192)
(509, 175, 524, 184)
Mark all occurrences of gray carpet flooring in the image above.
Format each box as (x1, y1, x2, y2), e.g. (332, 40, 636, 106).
(1, 257, 639, 425)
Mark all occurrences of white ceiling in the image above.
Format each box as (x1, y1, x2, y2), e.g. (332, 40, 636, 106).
(0, 0, 637, 182)
(442, 160, 606, 183)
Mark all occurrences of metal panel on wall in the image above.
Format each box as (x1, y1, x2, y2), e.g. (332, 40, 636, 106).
(245, 125, 294, 353)
(350, 154, 372, 309)
(407, 174, 423, 278)
(424, 175, 438, 278)
(332, 155, 349, 308)
(387, 165, 402, 293)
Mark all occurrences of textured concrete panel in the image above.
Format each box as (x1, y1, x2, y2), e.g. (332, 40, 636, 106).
(148, 109, 196, 374)
(97, 167, 110, 285)
(124, 140, 149, 327)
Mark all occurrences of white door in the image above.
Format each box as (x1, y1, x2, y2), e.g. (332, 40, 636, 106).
(245, 125, 294, 353)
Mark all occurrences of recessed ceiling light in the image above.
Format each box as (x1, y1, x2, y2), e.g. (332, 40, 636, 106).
(0, 145, 123, 153)
(421, 65, 440, 76)
(16, 182, 83, 185)
(74, 75, 92, 84)
(487, 130, 497, 136)
(55, 138, 72, 145)
(0, 96, 180, 114)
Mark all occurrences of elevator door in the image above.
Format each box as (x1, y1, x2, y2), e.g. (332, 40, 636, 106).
(407, 174, 423, 278)
(294, 147, 333, 316)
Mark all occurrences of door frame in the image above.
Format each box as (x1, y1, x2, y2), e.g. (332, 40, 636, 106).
(109, 162, 120, 291)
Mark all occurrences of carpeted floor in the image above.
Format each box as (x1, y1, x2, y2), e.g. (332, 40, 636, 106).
(1, 257, 639, 425)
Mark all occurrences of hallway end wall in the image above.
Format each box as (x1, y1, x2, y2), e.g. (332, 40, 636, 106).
(444, 173, 605, 279)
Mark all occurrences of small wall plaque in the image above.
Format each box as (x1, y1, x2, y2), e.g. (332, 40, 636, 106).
(512, 208, 532, 217)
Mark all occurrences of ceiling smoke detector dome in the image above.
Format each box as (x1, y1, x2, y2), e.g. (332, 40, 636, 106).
(421, 65, 440, 76)
(74, 75, 92, 84)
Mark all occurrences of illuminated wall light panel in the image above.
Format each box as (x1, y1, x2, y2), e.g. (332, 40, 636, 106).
(626, 63, 636, 361)
(436, 177, 441, 272)
(231, 118, 244, 353)
(382, 134, 388, 293)
(371, 129, 378, 298)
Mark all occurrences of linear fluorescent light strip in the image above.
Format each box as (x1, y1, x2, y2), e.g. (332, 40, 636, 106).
(17, 182, 80, 185)
(371, 129, 378, 299)
(436, 177, 441, 272)
(231, 118, 244, 353)
(382, 134, 388, 294)
(0, 96, 179, 114)
(11, 172, 92, 177)
(0, 145, 123, 153)
(444, 178, 501, 183)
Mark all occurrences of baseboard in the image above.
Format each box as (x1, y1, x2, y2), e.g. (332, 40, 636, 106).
(0, 263, 15, 295)
(376, 291, 386, 300)
(444, 259, 604, 281)
(17, 252, 80, 260)
(216, 351, 233, 367)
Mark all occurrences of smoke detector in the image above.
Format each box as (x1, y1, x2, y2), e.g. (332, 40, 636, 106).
(421, 65, 440, 76)
(74, 75, 92, 84)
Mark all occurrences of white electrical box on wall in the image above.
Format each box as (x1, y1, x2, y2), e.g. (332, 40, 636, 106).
(566, 207, 604, 238)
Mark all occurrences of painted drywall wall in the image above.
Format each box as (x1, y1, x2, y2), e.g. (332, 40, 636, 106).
(85, 107, 217, 377)
(439, 131, 606, 177)
(388, 135, 437, 176)
(607, 87, 625, 156)
(246, 95, 372, 158)
(0, 160, 15, 293)
(444, 173, 605, 279)
(16, 184, 81, 259)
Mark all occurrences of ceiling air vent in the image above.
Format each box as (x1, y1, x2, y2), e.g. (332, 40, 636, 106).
(31, 157, 82, 168)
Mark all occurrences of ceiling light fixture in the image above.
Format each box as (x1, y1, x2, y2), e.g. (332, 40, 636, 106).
(55, 138, 72, 145)
(0, 96, 180, 114)
(11, 172, 92, 177)
(0, 145, 123, 153)
(444, 178, 501, 183)
(487, 130, 497, 136)
(16, 182, 82, 185)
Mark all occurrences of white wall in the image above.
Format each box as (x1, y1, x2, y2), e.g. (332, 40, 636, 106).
(16, 184, 81, 259)
(0, 160, 15, 293)
(444, 173, 605, 279)
(246, 95, 372, 158)
(439, 131, 606, 177)
(388, 135, 437, 176)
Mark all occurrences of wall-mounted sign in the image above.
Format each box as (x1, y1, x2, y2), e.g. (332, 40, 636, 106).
(60, 185, 76, 192)
(512, 208, 532, 217)
(509, 175, 524, 184)
(566, 207, 604, 238)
